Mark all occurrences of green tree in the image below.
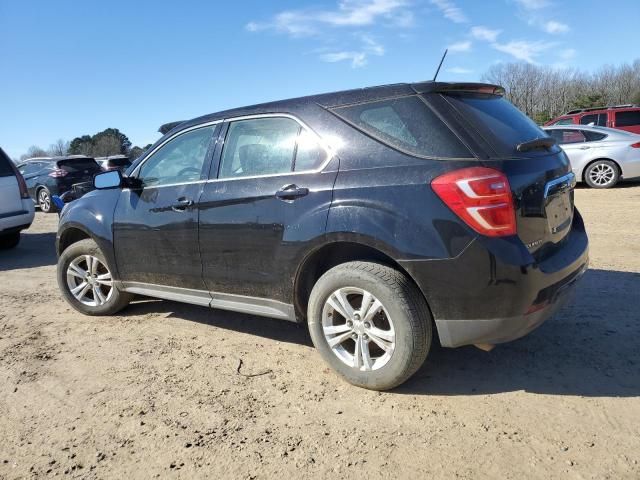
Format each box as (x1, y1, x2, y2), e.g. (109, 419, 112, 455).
(568, 93, 606, 110)
(68, 129, 133, 157)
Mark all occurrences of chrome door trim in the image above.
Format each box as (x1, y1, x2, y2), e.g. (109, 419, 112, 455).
(120, 282, 297, 321)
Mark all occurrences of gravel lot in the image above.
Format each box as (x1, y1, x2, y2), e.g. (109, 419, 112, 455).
(1, 184, 639, 479)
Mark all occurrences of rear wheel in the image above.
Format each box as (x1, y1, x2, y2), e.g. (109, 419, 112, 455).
(584, 160, 619, 188)
(0, 232, 20, 249)
(57, 239, 132, 315)
(38, 187, 55, 213)
(308, 261, 431, 390)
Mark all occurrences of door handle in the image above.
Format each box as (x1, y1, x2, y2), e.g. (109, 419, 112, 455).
(171, 197, 194, 212)
(275, 184, 309, 201)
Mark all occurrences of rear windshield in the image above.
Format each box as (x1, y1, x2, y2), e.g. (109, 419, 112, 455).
(0, 148, 15, 177)
(442, 93, 549, 157)
(330, 95, 473, 159)
(108, 158, 132, 167)
(57, 159, 101, 173)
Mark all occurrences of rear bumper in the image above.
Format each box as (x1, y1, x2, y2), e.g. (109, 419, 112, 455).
(0, 199, 35, 234)
(400, 210, 589, 348)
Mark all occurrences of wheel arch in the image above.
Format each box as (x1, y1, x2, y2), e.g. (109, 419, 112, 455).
(57, 225, 92, 256)
(293, 239, 431, 323)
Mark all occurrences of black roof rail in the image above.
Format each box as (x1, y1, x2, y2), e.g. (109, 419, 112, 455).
(564, 104, 639, 115)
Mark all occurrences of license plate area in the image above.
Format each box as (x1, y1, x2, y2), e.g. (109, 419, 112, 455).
(544, 173, 576, 236)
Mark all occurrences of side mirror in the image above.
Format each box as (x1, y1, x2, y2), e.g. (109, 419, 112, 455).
(94, 170, 123, 190)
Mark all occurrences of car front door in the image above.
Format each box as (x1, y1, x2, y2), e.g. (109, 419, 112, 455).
(112, 123, 219, 297)
(198, 115, 337, 314)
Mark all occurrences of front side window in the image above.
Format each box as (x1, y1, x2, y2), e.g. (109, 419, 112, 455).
(138, 126, 215, 186)
(332, 95, 472, 159)
(553, 129, 587, 144)
(580, 113, 607, 126)
(218, 117, 300, 179)
(615, 110, 640, 127)
(553, 118, 574, 125)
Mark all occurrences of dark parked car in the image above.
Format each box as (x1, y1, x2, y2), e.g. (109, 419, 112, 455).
(17, 155, 102, 213)
(56, 81, 589, 390)
(96, 155, 132, 173)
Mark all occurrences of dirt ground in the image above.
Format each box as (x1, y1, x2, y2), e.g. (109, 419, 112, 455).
(1, 184, 639, 480)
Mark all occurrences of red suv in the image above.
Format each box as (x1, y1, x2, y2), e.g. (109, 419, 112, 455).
(545, 105, 640, 134)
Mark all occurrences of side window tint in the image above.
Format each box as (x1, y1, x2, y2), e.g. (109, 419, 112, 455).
(584, 131, 606, 142)
(138, 126, 214, 186)
(219, 118, 299, 179)
(332, 96, 471, 158)
(580, 114, 598, 126)
(615, 111, 640, 127)
(294, 130, 327, 171)
(561, 130, 587, 144)
(553, 118, 574, 125)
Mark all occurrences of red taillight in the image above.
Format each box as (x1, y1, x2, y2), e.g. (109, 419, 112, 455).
(9, 162, 30, 199)
(631, 142, 640, 148)
(431, 167, 517, 237)
(48, 168, 68, 178)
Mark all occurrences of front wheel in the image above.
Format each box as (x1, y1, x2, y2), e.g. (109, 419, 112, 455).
(57, 239, 132, 315)
(308, 261, 432, 390)
(584, 160, 619, 188)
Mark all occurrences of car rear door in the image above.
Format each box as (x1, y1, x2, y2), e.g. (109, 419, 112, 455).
(198, 115, 337, 309)
(113, 123, 219, 293)
(0, 151, 23, 216)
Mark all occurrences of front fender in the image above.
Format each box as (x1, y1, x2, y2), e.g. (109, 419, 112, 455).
(57, 189, 120, 277)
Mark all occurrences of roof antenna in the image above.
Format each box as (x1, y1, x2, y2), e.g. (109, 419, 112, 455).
(433, 49, 448, 82)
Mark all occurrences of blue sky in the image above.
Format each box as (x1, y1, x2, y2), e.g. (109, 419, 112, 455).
(1, 0, 638, 159)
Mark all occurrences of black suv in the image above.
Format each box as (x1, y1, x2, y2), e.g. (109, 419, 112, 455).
(17, 155, 102, 213)
(56, 82, 589, 390)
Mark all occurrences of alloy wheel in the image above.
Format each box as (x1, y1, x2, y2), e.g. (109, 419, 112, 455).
(66, 255, 113, 307)
(321, 287, 395, 371)
(588, 163, 616, 187)
(38, 190, 51, 212)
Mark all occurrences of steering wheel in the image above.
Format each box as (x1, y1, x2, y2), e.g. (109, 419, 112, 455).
(176, 167, 201, 177)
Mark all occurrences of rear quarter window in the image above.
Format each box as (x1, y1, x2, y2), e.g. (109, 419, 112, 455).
(0, 148, 15, 177)
(615, 110, 640, 127)
(330, 95, 472, 159)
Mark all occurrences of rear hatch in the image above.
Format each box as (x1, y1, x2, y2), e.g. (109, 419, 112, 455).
(56, 158, 102, 186)
(422, 86, 575, 258)
(0, 148, 24, 215)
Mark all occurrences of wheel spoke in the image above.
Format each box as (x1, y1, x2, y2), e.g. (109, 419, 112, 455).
(323, 324, 351, 336)
(359, 336, 372, 371)
(368, 327, 394, 351)
(68, 263, 87, 279)
(93, 286, 106, 305)
(327, 331, 352, 348)
(327, 289, 354, 320)
(72, 282, 91, 300)
(362, 299, 383, 323)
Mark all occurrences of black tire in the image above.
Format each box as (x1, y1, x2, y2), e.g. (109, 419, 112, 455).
(584, 160, 619, 189)
(308, 261, 432, 390)
(57, 239, 132, 315)
(0, 232, 20, 249)
(37, 187, 55, 213)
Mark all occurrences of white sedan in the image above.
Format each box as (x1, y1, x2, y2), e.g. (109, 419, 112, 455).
(543, 125, 640, 188)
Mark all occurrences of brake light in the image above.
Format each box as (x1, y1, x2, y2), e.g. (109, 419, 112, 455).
(48, 168, 68, 178)
(631, 142, 640, 148)
(9, 163, 30, 199)
(431, 167, 516, 237)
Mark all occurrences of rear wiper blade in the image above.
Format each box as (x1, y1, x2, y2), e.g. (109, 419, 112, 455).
(516, 137, 556, 152)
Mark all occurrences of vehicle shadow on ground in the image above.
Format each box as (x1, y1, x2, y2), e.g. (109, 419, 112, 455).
(124, 299, 314, 347)
(0, 232, 57, 271)
(400, 268, 640, 398)
(125, 268, 639, 398)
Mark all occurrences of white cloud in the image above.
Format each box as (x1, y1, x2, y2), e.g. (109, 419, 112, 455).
(448, 40, 472, 52)
(246, 0, 412, 36)
(470, 26, 501, 42)
(319, 34, 385, 68)
(515, 0, 550, 10)
(446, 67, 473, 74)
(429, 0, 468, 23)
(544, 20, 569, 34)
(491, 40, 555, 63)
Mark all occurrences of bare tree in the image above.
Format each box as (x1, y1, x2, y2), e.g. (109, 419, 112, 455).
(20, 145, 49, 161)
(48, 139, 69, 157)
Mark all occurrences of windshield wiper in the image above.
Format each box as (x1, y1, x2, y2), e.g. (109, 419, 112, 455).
(516, 137, 556, 152)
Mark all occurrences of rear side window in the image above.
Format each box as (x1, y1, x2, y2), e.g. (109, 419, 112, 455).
(0, 148, 14, 177)
(549, 129, 587, 144)
(331, 96, 472, 159)
(58, 159, 101, 173)
(580, 113, 607, 126)
(583, 131, 607, 142)
(615, 111, 640, 127)
(442, 94, 547, 157)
